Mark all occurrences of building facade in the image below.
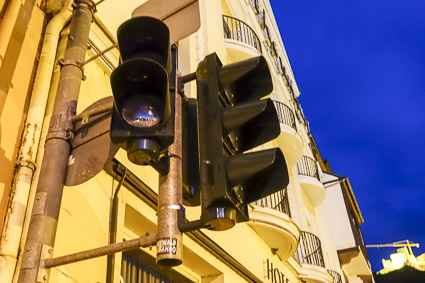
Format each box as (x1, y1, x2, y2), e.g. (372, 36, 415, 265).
(0, 0, 374, 282)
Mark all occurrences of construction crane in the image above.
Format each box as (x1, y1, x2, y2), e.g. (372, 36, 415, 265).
(367, 240, 419, 257)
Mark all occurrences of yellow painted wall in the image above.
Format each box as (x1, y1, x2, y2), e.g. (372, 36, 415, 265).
(200, 0, 227, 63)
(0, 2, 45, 232)
(203, 224, 299, 282)
(51, 172, 112, 282)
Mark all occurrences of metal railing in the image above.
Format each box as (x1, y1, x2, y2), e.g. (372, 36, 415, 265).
(297, 156, 320, 181)
(295, 231, 325, 268)
(273, 101, 296, 131)
(327, 270, 343, 283)
(253, 187, 291, 217)
(222, 15, 262, 53)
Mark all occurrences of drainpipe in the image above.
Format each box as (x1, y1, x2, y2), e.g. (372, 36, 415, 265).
(17, 0, 95, 281)
(0, 0, 73, 282)
(106, 168, 127, 283)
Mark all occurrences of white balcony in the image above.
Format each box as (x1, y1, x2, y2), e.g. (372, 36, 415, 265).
(297, 156, 325, 208)
(223, 15, 262, 62)
(273, 101, 303, 166)
(248, 188, 300, 261)
(293, 231, 333, 283)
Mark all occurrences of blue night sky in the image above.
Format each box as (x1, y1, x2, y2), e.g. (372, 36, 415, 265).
(269, 0, 425, 272)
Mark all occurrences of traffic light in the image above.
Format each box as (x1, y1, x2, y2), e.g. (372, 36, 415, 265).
(110, 17, 174, 173)
(195, 53, 289, 231)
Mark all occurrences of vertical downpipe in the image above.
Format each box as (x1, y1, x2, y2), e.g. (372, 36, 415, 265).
(106, 168, 127, 282)
(17, 1, 95, 281)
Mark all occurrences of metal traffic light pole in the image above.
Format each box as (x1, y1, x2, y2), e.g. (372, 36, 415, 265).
(18, 1, 96, 282)
(156, 47, 183, 266)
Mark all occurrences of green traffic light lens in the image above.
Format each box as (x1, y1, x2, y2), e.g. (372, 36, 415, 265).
(122, 94, 164, 128)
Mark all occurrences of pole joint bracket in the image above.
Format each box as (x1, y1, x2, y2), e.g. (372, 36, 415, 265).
(45, 102, 77, 143)
(58, 58, 86, 80)
(177, 206, 206, 232)
(36, 245, 54, 283)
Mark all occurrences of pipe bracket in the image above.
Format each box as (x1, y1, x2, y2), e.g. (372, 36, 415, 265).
(73, 0, 97, 15)
(15, 160, 37, 172)
(58, 58, 86, 80)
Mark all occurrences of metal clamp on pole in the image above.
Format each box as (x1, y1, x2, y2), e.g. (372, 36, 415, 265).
(177, 206, 205, 232)
(45, 102, 77, 142)
(58, 58, 86, 80)
(35, 245, 53, 283)
(177, 72, 196, 96)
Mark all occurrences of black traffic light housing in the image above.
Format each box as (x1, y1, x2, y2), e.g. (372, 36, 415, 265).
(195, 53, 289, 231)
(182, 98, 201, 206)
(110, 17, 174, 173)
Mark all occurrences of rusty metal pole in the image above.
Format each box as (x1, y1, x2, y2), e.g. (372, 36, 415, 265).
(156, 47, 183, 266)
(18, 1, 95, 281)
(42, 232, 157, 269)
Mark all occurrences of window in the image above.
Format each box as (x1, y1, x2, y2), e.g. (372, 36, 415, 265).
(251, 0, 260, 14)
(270, 41, 278, 57)
(276, 56, 284, 74)
(258, 9, 266, 28)
(121, 249, 194, 283)
(264, 24, 271, 42)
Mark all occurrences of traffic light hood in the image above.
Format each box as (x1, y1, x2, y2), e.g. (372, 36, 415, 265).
(219, 56, 273, 104)
(222, 99, 280, 152)
(225, 148, 289, 204)
(110, 58, 170, 129)
(116, 16, 171, 73)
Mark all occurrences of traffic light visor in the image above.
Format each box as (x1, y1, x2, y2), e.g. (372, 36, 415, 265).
(219, 56, 273, 104)
(110, 58, 170, 129)
(222, 98, 280, 152)
(226, 148, 289, 204)
(117, 16, 171, 72)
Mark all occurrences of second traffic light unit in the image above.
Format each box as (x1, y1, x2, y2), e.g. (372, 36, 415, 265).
(195, 53, 289, 231)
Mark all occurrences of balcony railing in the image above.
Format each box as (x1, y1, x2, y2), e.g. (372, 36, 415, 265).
(297, 156, 320, 181)
(327, 270, 342, 283)
(295, 231, 325, 268)
(273, 101, 296, 131)
(253, 187, 291, 216)
(222, 15, 262, 53)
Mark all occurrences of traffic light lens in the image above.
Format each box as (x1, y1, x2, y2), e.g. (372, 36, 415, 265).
(122, 95, 164, 128)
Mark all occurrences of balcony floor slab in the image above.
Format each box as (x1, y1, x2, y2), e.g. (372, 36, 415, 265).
(275, 125, 303, 166)
(298, 175, 326, 208)
(248, 205, 300, 261)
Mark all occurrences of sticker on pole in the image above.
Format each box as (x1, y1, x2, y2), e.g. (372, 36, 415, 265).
(157, 237, 178, 255)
